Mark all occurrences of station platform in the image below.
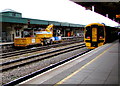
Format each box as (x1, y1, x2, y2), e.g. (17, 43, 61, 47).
(0, 42, 14, 52)
(0, 42, 14, 46)
(20, 40, 119, 85)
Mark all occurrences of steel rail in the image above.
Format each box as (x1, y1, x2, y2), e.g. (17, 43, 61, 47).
(3, 49, 91, 86)
(1, 43, 84, 66)
(2, 40, 82, 58)
(1, 44, 85, 72)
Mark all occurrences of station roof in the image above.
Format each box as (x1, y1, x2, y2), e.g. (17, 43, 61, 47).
(0, 11, 84, 27)
(70, 1, 120, 23)
(1, 9, 20, 13)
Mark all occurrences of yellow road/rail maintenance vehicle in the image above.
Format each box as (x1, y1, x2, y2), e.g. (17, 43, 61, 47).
(14, 24, 62, 47)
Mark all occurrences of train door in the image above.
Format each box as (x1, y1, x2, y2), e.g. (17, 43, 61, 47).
(91, 25, 99, 47)
(91, 25, 105, 47)
(92, 27, 97, 42)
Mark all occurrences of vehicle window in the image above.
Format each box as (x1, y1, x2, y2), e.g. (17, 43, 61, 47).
(85, 26, 91, 38)
(98, 26, 104, 37)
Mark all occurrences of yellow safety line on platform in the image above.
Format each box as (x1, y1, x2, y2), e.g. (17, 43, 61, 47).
(54, 44, 116, 86)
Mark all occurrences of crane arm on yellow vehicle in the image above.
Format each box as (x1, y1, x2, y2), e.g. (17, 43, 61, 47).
(45, 24, 54, 32)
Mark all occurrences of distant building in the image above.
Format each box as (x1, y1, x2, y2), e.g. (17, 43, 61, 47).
(0, 9, 84, 42)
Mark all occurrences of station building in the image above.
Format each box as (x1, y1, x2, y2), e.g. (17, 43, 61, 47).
(0, 9, 84, 42)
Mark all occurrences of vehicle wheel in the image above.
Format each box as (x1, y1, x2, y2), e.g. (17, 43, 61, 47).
(43, 40, 47, 45)
(49, 40, 53, 45)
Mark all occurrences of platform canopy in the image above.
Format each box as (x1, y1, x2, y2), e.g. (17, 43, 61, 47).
(0, 0, 119, 27)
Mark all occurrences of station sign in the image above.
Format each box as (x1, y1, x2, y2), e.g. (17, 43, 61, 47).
(116, 14, 120, 18)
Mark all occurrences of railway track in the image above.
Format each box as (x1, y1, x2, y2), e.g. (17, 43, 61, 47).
(2, 40, 82, 58)
(3, 45, 91, 86)
(3, 44, 90, 86)
(1, 43, 85, 72)
(2, 39, 89, 85)
(2, 37, 83, 54)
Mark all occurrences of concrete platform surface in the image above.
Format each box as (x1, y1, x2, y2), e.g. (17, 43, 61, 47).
(20, 41, 119, 86)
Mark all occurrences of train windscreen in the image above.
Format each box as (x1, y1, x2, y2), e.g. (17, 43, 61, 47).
(98, 26, 104, 38)
(85, 26, 91, 38)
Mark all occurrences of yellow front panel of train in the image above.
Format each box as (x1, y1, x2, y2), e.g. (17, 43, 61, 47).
(92, 28, 97, 42)
(85, 42, 91, 47)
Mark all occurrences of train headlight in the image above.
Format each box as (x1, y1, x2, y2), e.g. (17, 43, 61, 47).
(86, 36, 90, 39)
(99, 36, 103, 39)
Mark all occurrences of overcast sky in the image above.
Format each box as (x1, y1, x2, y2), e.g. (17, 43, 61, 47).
(0, 0, 119, 27)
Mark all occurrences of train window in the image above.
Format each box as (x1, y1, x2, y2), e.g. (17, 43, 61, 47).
(85, 26, 91, 38)
(91, 25, 98, 28)
(98, 26, 104, 37)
